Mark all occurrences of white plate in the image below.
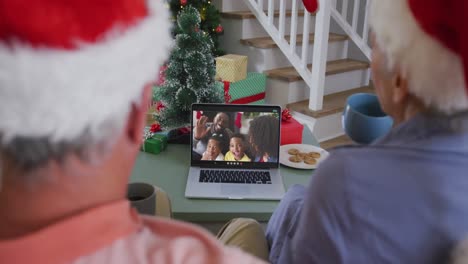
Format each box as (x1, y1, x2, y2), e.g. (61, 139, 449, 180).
(279, 144, 329, 169)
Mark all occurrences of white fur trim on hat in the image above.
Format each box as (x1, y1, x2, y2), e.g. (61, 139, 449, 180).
(0, 0, 172, 145)
(369, 0, 468, 114)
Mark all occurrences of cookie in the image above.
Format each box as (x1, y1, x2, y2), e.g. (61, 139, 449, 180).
(289, 155, 303, 163)
(304, 157, 317, 165)
(288, 148, 300, 155)
(307, 152, 321, 159)
(296, 152, 307, 159)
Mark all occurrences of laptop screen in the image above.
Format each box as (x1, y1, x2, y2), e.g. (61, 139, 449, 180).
(191, 103, 281, 169)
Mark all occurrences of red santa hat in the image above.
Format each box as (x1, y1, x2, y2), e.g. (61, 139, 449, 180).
(370, 0, 468, 114)
(0, 0, 172, 144)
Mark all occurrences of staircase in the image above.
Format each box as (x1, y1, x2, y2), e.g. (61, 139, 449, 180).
(215, 0, 372, 145)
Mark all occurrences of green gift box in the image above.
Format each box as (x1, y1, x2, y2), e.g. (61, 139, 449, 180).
(141, 134, 168, 154)
(217, 72, 266, 105)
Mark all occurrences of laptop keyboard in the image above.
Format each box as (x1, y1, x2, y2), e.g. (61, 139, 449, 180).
(199, 170, 272, 184)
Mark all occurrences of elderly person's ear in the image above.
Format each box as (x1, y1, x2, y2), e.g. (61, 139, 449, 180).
(392, 74, 409, 105)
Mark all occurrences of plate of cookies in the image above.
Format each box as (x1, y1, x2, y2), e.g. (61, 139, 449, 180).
(279, 144, 329, 169)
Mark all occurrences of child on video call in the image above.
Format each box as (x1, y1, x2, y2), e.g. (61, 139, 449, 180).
(224, 134, 251, 162)
(201, 136, 225, 161)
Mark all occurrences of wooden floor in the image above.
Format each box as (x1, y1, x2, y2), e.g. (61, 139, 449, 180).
(320, 134, 354, 149)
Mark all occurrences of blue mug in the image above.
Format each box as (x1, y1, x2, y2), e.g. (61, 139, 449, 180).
(342, 93, 393, 144)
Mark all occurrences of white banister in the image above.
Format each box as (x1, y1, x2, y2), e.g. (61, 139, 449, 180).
(289, 0, 299, 54)
(258, 0, 264, 12)
(268, 0, 274, 25)
(243, 0, 372, 111)
(341, 0, 349, 22)
(331, 6, 371, 60)
(301, 12, 311, 67)
(352, 0, 360, 30)
(309, 0, 331, 110)
(362, 0, 370, 44)
(279, 0, 287, 39)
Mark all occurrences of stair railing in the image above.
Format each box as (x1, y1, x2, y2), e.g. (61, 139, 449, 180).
(242, 0, 371, 111)
(331, 0, 371, 60)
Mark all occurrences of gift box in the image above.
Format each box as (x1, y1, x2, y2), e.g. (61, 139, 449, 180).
(146, 107, 157, 126)
(280, 117, 304, 145)
(141, 133, 168, 155)
(215, 54, 248, 82)
(220, 72, 266, 105)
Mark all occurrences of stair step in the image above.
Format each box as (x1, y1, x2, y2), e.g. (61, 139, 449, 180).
(287, 86, 374, 118)
(222, 9, 307, 19)
(241, 33, 347, 49)
(265, 59, 369, 82)
(320, 134, 354, 149)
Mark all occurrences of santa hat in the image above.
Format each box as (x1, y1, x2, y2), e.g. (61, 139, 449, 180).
(0, 0, 172, 145)
(369, 0, 468, 114)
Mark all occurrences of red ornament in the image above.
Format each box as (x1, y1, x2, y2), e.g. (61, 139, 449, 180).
(180, 0, 187, 6)
(302, 0, 318, 13)
(215, 25, 223, 33)
(281, 109, 292, 122)
(150, 123, 161, 133)
(155, 101, 165, 111)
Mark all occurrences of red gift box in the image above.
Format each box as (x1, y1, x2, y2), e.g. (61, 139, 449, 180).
(280, 117, 304, 145)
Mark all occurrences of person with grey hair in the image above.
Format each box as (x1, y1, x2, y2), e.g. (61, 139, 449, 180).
(0, 0, 269, 263)
(265, 0, 468, 263)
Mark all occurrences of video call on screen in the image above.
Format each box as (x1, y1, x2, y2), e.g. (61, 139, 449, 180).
(191, 110, 280, 164)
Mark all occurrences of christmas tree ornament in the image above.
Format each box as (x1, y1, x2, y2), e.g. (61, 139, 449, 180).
(215, 24, 223, 33)
(150, 123, 162, 133)
(281, 109, 292, 122)
(0, 0, 172, 143)
(180, 0, 187, 6)
(156, 101, 166, 111)
(302, 0, 318, 13)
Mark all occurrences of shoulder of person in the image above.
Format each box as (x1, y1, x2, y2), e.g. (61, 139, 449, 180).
(136, 216, 265, 263)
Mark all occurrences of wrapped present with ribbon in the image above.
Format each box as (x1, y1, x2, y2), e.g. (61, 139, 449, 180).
(280, 109, 304, 145)
(215, 54, 248, 82)
(141, 124, 168, 154)
(220, 72, 266, 105)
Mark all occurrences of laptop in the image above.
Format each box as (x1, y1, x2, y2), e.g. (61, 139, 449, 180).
(185, 103, 285, 200)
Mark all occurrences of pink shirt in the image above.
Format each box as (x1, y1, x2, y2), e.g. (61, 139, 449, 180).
(0, 201, 265, 264)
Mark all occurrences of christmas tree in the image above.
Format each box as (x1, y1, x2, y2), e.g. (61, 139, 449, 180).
(154, 6, 224, 128)
(170, 0, 224, 56)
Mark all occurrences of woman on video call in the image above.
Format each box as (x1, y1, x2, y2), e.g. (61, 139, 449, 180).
(248, 115, 279, 162)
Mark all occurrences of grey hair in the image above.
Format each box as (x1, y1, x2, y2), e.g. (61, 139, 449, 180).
(0, 116, 125, 179)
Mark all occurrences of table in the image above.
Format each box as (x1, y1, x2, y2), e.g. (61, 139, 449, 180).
(130, 127, 319, 222)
